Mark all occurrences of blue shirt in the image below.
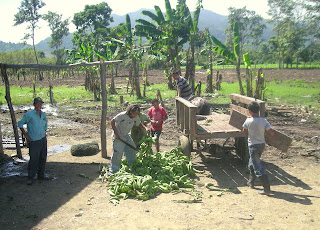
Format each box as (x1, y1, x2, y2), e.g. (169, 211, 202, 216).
(18, 109, 47, 141)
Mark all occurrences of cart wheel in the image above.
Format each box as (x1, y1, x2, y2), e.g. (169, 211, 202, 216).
(235, 137, 249, 164)
(178, 136, 191, 158)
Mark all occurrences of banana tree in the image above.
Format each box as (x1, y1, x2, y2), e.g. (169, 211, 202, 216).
(184, 0, 202, 90)
(94, 41, 121, 95)
(201, 28, 214, 93)
(67, 40, 100, 101)
(211, 22, 244, 95)
(243, 53, 266, 100)
(135, 0, 189, 89)
(112, 14, 144, 98)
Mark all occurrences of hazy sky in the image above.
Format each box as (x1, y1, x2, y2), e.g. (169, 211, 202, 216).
(0, 0, 270, 45)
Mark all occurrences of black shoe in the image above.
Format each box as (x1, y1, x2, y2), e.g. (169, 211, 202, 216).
(27, 179, 33, 185)
(258, 175, 271, 195)
(38, 175, 52, 180)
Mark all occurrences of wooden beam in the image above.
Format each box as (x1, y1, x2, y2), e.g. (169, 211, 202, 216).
(99, 60, 107, 158)
(2, 60, 123, 70)
(229, 110, 292, 152)
(229, 104, 250, 117)
(229, 93, 265, 117)
(0, 122, 4, 155)
(189, 107, 197, 140)
(0, 64, 22, 158)
(229, 93, 264, 105)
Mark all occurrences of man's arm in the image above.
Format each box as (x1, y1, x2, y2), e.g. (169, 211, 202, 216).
(111, 119, 120, 139)
(242, 128, 248, 135)
(18, 114, 31, 142)
(267, 128, 274, 136)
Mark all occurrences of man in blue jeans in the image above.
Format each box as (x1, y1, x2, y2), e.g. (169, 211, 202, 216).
(18, 97, 48, 185)
(242, 101, 274, 195)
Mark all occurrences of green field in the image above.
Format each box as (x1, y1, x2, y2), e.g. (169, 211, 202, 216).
(0, 80, 319, 112)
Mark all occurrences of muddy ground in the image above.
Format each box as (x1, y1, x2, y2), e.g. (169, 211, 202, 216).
(0, 69, 320, 230)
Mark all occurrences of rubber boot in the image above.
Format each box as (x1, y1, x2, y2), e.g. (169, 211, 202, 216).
(259, 175, 271, 195)
(247, 167, 256, 188)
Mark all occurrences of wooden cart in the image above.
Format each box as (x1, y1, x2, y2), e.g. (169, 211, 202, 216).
(176, 94, 292, 163)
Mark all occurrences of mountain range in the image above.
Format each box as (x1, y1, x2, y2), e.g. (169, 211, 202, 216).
(0, 9, 273, 54)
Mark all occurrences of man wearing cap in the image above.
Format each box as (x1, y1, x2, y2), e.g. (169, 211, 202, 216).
(18, 98, 48, 185)
(172, 70, 193, 100)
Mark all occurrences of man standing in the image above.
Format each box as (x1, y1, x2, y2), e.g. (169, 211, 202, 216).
(18, 98, 48, 185)
(172, 69, 193, 100)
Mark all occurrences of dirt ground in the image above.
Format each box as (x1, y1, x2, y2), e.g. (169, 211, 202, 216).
(0, 69, 320, 230)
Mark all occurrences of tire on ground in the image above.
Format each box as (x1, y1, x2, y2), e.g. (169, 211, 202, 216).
(178, 135, 191, 158)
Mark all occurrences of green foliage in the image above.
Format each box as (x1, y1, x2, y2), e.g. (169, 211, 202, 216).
(0, 49, 55, 65)
(100, 136, 196, 204)
(43, 11, 70, 65)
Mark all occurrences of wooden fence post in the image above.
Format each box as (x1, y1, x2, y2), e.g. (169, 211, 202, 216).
(0, 122, 4, 155)
(0, 64, 22, 158)
(100, 60, 108, 158)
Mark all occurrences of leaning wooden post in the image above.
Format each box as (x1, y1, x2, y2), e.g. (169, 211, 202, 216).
(99, 60, 108, 158)
(0, 64, 22, 158)
(0, 122, 4, 155)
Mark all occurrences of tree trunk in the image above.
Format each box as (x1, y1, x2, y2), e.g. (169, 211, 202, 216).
(205, 52, 213, 93)
(133, 57, 141, 99)
(165, 58, 173, 90)
(99, 60, 107, 158)
(236, 56, 244, 95)
(109, 66, 117, 94)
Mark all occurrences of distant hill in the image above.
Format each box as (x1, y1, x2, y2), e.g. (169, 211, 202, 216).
(0, 9, 273, 54)
(0, 41, 31, 52)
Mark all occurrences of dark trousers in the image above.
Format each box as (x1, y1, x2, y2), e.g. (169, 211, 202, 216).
(28, 137, 47, 179)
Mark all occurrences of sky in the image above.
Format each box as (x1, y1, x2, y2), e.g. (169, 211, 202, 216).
(0, 0, 270, 45)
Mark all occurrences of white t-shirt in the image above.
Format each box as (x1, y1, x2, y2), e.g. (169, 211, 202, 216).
(112, 111, 141, 139)
(243, 116, 271, 146)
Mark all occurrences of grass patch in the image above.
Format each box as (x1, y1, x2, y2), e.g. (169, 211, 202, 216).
(1, 80, 319, 112)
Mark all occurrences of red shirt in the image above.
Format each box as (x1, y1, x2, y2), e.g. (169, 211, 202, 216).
(148, 106, 167, 131)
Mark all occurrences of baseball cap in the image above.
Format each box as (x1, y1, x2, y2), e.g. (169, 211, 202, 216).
(33, 97, 44, 104)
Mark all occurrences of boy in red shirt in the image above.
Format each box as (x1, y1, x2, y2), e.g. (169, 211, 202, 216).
(147, 98, 168, 152)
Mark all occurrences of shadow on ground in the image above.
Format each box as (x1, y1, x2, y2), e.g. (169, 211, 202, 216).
(193, 147, 319, 205)
(0, 161, 100, 230)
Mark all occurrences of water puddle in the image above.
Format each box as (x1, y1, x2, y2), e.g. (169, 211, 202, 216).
(0, 104, 59, 116)
(0, 144, 71, 178)
(48, 144, 71, 156)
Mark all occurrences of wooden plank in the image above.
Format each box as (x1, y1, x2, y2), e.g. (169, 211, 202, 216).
(265, 130, 292, 152)
(229, 110, 248, 130)
(4, 60, 123, 70)
(230, 104, 250, 117)
(176, 100, 179, 126)
(0, 122, 4, 154)
(229, 110, 292, 152)
(100, 60, 107, 158)
(229, 93, 264, 106)
(179, 103, 185, 131)
(175, 96, 197, 108)
(184, 106, 190, 131)
(189, 107, 197, 140)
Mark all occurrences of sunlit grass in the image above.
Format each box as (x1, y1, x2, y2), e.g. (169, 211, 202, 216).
(1, 80, 319, 112)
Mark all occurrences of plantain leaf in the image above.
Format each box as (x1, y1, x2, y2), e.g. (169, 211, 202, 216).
(243, 53, 251, 69)
(233, 22, 240, 59)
